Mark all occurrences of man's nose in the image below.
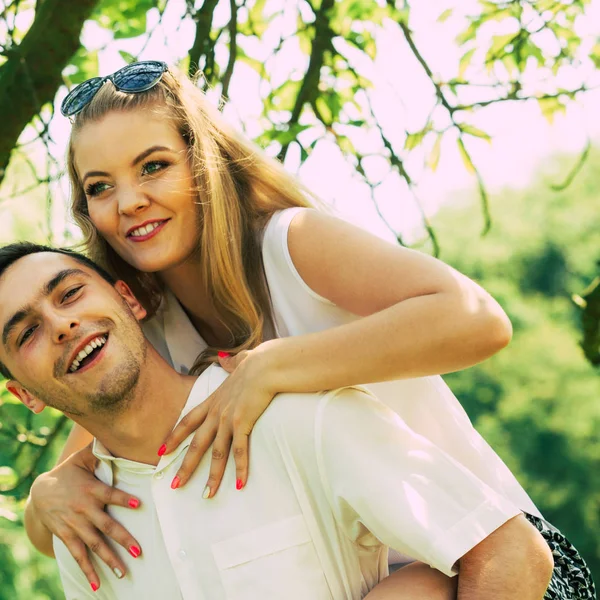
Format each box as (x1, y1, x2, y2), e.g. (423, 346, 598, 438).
(52, 315, 80, 344)
(117, 186, 151, 216)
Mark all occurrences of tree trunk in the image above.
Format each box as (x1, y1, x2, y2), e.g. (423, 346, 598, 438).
(0, 0, 99, 183)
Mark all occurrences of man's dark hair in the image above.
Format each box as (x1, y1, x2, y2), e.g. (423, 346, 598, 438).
(0, 243, 116, 380)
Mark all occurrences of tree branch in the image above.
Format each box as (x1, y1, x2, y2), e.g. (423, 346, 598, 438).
(278, 0, 335, 162)
(187, 0, 220, 80)
(0, 0, 98, 185)
(221, 0, 238, 99)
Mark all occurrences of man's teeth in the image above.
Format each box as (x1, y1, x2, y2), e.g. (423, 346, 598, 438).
(129, 222, 161, 237)
(69, 336, 107, 373)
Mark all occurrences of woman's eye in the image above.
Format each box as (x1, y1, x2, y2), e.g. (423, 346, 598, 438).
(19, 326, 37, 346)
(141, 160, 169, 176)
(85, 182, 111, 197)
(62, 286, 83, 302)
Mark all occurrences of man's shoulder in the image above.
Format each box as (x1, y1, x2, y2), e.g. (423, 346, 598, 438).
(257, 386, 381, 441)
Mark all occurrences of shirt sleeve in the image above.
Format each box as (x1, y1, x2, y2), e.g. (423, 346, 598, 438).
(314, 387, 522, 577)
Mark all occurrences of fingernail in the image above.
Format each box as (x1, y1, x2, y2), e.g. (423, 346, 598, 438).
(113, 567, 124, 579)
(129, 545, 141, 558)
(128, 498, 140, 509)
(91, 582, 99, 592)
(202, 484, 211, 499)
(236, 479, 244, 490)
(157, 444, 166, 457)
(171, 476, 180, 490)
(217, 351, 230, 358)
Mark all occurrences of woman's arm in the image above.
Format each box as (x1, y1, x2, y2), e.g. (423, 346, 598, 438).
(25, 423, 94, 556)
(163, 210, 512, 492)
(262, 209, 511, 391)
(24, 422, 141, 591)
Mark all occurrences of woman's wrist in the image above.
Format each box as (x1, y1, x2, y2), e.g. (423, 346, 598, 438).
(252, 338, 289, 394)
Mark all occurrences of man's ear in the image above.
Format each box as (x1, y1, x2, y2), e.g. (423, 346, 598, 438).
(6, 381, 47, 414)
(114, 280, 147, 321)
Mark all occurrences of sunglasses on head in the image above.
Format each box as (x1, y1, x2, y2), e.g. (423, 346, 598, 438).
(61, 60, 168, 117)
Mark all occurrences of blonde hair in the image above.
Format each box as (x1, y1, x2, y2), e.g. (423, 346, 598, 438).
(67, 67, 320, 373)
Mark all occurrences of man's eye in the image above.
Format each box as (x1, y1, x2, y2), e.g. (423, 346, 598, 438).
(141, 160, 169, 176)
(19, 326, 37, 346)
(62, 286, 83, 302)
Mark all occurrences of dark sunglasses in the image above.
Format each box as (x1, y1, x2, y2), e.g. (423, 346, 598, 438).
(61, 60, 168, 117)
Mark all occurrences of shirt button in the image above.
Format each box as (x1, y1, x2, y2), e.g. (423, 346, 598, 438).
(179, 550, 187, 560)
(154, 471, 164, 480)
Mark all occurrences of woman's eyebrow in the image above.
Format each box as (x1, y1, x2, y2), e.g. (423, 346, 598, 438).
(131, 145, 173, 166)
(81, 146, 174, 185)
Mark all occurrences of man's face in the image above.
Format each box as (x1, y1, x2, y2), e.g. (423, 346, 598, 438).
(0, 252, 147, 417)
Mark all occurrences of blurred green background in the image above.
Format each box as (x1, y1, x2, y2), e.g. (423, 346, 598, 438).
(1, 0, 599, 597)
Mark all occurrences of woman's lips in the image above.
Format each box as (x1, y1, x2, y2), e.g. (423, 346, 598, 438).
(127, 219, 169, 242)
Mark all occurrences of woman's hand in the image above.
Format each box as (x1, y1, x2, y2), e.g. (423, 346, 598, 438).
(160, 347, 276, 497)
(29, 444, 142, 590)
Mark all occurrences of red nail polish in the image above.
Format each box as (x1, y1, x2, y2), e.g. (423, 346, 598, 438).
(129, 545, 141, 558)
(91, 582, 99, 592)
(157, 444, 166, 457)
(236, 479, 244, 490)
(171, 476, 180, 490)
(217, 351, 230, 358)
(128, 498, 140, 509)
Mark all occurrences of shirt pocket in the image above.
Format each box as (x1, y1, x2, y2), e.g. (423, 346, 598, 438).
(212, 514, 333, 600)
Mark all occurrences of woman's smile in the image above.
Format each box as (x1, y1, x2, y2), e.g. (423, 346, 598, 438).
(73, 110, 200, 274)
(126, 218, 170, 242)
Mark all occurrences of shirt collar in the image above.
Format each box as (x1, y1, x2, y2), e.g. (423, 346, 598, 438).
(162, 289, 207, 375)
(91, 366, 227, 473)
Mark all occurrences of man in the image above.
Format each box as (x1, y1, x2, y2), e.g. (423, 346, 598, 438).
(0, 243, 554, 599)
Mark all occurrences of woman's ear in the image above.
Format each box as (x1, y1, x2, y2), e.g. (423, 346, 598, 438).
(6, 381, 47, 414)
(114, 280, 147, 321)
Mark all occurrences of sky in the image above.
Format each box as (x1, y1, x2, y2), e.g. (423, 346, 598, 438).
(1, 0, 599, 245)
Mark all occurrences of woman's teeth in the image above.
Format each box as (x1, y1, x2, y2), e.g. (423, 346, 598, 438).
(69, 335, 107, 373)
(129, 222, 162, 237)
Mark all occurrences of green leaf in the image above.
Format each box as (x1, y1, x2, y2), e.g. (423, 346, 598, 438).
(336, 134, 356, 156)
(268, 80, 303, 112)
(460, 124, 491, 141)
(590, 42, 600, 68)
(298, 29, 313, 55)
(426, 132, 443, 171)
(119, 50, 137, 65)
(65, 48, 99, 85)
(0, 467, 17, 490)
(457, 137, 475, 174)
(537, 97, 566, 124)
(486, 32, 518, 62)
(237, 46, 266, 77)
(438, 8, 452, 22)
(248, 0, 271, 38)
(92, 0, 155, 39)
(404, 125, 431, 151)
(459, 48, 476, 78)
(456, 21, 478, 46)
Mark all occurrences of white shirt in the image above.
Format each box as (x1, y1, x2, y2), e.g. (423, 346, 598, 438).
(54, 365, 521, 600)
(142, 207, 542, 568)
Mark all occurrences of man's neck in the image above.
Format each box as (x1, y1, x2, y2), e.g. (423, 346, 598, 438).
(75, 347, 198, 465)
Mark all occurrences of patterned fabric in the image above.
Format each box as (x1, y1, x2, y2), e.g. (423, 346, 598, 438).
(524, 513, 596, 600)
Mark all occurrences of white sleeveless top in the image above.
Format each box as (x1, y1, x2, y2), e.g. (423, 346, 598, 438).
(143, 207, 542, 565)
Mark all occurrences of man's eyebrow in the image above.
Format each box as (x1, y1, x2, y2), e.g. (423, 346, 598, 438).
(2, 268, 90, 347)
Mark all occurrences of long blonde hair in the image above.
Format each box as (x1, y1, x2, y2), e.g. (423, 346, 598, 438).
(67, 66, 319, 373)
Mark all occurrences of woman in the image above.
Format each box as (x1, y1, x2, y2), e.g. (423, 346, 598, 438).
(24, 61, 594, 598)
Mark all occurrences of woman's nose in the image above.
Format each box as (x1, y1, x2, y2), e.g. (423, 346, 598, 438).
(117, 187, 151, 216)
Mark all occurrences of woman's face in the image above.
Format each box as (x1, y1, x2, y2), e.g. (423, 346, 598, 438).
(73, 109, 201, 274)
